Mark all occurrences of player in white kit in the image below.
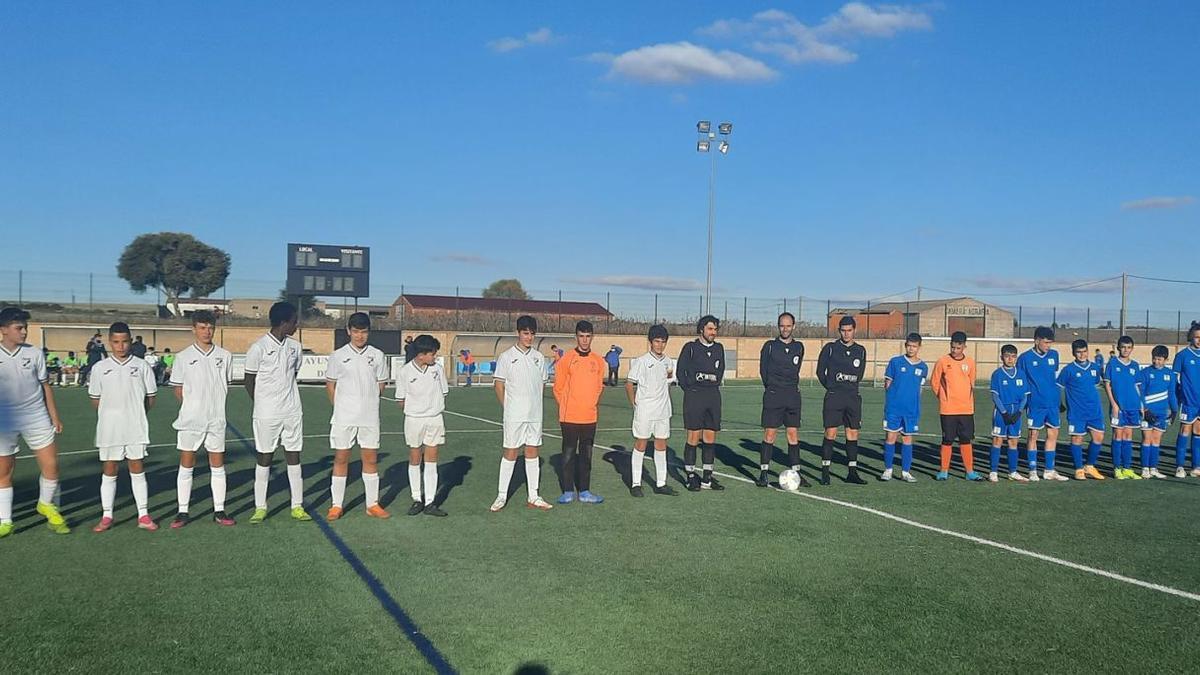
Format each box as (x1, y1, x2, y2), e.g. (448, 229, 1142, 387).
(626, 324, 679, 497)
(169, 310, 235, 529)
(0, 307, 69, 537)
(490, 315, 554, 512)
(396, 334, 449, 517)
(245, 302, 310, 523)
(325, 313, 391, 521)
(89, 322, 159, 532)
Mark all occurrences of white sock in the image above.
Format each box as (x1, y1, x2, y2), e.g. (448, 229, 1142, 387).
(363, 472, 379, 507)
(525, 457, 540, 501)
(497, 457, 516, 497)
(409, 464, 422, 502)
(330, 475, 347, 508)
(176, 467, 193, 513)
(130, 471, 149, 517)
(101, 474, 117, 517)
(38, 475, 57, 505)
(0, 486, 12, 523)
(210, 466, 227, 512)
(286, 464, 303, 508)
(254, 465, 270, 509)
(423, 462, 437, 505)
(631, 449, 645, 486)
(654, 450, 668, 487)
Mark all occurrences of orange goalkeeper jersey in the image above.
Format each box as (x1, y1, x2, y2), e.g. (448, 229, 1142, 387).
(931, 354, 976, 415)
(553, 348, 606, 423)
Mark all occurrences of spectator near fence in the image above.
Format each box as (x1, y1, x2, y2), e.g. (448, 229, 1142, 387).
(459, 349, 475, 387)
(81, 333, 106, 385)
(605, 345, 623, 386)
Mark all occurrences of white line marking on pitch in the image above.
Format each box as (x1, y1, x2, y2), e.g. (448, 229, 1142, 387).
(443, 408, 1200, 604)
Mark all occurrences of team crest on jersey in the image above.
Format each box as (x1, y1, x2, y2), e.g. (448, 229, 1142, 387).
(915, 369, 923, 376)
(128, 367, 139, 377)
(961, 364, 969, 373)
(216, 358, 224, 367)
(189, 359, 199, 366)
(20, 357, 31, 368)
(793, 356, 799, 365)
(1048, 359, 1056, 366)
(900, 366, 907, 372)
(853, 358, 861, 367)
(1016, 379, 1023, 385)
(715, 360, 721, 368)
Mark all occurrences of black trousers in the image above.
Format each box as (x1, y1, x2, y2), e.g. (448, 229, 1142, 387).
(607, 366, 619, 386)
(560, 422, 597, 492)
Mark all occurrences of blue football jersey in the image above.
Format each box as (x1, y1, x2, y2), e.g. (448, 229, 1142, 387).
(1017, 347, 1061, 409)
(884, 355, 927, 417)
(1137, 365, 1178, 412)
(1172, 347, 1200, 407)
(1103, 358, 1142, 410)
(989, 366, 1028, 414)
(1057, 360, 1102, 416)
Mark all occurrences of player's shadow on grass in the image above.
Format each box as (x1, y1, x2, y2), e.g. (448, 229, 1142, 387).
(601, 445, 691, 488)
(513, 664, 550, 675)
(732, 439, 822, 484)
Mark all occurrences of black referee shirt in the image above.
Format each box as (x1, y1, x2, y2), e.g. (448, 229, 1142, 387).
(677, 339, 725, 391)
(816, 340, 866, 394)
(760, 338, 803, 390)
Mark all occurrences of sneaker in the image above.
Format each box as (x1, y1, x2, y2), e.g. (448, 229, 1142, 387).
(249, 508, 267, 524)
(137, 515, 158, 531)
(36, 502, 68, 532)
(700, 477, 725, 491)
(686, 474, 702, 492)
(935, 471, 949, 481)
(170, 512, 190, 529)
(879, 468, 893, 482)
(1176, 467, 1187, 478)
(652, 484, 679, 496)
(1126, 469, 1143, 481)
(1191, 468, 1200, 478)
(1084, 465, 1105, 480)
(407, 501, 425, 516)
(1008, 472, 1029, 483)
(629, 485, 645, 498)
(92, 516, 114, 533)
(557, 491, 577, 505)
(212, 511, 235, 526)
(1028, 471, 1040, 482)
(1141, 467, 1152, 479)
(1044, 470, 1069, 481)
(755, 470, 769, 488)
(0, 522, 12, 538)
(1114, 469, 1128, 480)
(489, 496, 508, 512)
(422, 504, 448, 517)
(1151, 468, 1165, 479)
(1074, 469, 1087, 480)
(291, 507, 313, 522)
(845, 469, 867, 485)
(366, 504, 391, 519)
(819, 466, 831, 486)
(526, 496, 553, 510)
(988, 472, 999, 483)
(326, 506, 344, 521)
(579, 490, 605, 504)
(901, 471, 917, 483)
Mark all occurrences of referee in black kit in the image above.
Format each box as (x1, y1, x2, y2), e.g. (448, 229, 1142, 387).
(816, 315, 868, 485)
(677, 315, 725, 492)
(757, 312, 808, 488)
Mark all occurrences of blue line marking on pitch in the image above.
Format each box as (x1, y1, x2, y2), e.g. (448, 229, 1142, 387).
(313, 516, 457, 674)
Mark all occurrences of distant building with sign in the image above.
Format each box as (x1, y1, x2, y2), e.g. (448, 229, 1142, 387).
(828, 297, 1015, 338)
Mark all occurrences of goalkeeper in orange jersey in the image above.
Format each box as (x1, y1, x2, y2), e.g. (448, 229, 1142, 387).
(930, 331, 983, 481)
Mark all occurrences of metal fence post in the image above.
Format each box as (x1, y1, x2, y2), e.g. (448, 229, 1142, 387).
(1052, 306, 1057, 328)
(1018, 305, 1022, 336)
(699, 295, 703, 319)
(1086, 307, 1090, 342)
(1145, 309, 1150, 343)
(724, 300, 728, 326)
(454, 286, 460, 330)
(1179, 311, 1183, 345)
(557, 290, 563, 332)
(826, 300, 831, 338)
(89, 273, 94, 314)
(797, 297, 802, 327)
(742, 297, 747, 337)
(606, 292, 611, 333)
(654, 294, 658, 324)
(18, 270, 22, 307)
(866, 299, 872, 339)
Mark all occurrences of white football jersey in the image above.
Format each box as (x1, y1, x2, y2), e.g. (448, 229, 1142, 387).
(494, 345, 546, 425)
(245, 333, 303, 420)
(0, 343, 51, 432)
(628, 351, 675, 422)
(325, 343, 389, 427)
(170, 343, 232, 432)
(395, 359, 448, 418)
(88, 355, 157, 447)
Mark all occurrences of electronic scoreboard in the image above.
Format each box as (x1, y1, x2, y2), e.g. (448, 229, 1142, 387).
(285, 243, 370, 298)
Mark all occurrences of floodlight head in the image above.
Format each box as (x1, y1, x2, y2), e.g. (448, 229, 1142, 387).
(697, 140, 710, 153)
(718, 140, 729, 154)
(697, 120, 711, 134)
(718, 122, 732, 135)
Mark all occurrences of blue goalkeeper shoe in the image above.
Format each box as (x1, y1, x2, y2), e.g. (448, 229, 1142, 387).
(557, 491, 576, 505)
(578, 490, 604, 504)
(935, 471, 949, 481)
(965, 471, 984, 481)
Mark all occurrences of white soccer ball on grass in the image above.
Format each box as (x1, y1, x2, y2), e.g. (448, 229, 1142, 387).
(779, 469, 802, 491)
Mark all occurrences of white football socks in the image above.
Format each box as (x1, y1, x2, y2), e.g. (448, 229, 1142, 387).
(631, 449, 645, 486)
(254, 465, 270, 509)
(525, 457, 540, 501)
(363, 472, 380, 507)
(0, 486, 12, 523)
(210, 466, 227, 512)
(497, 457, 516, 497)
(177, 466, 193, 513)
(330, 475, 347, 508)
(100, 474, 117, 518)
(286, 464, 303, 508)
(38, 476, 57, 505)
(409, 464, 422, 502)
(422, 462, 437, 505)
(654, 450, 668, 487)
(130, 472, 149, 517)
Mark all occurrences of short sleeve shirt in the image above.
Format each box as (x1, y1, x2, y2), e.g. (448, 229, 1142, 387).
(627, 352, 675, 422)
(395, 359, 448, 418)
(325, 344, 389, 428)
(494, 345, 546, 424)
(170, 344, 232, 432)
(245, 333, 303, 420)
(0, 344, 51, 432)
(883, 355, 927, 418)
(88, 355, 157, 447)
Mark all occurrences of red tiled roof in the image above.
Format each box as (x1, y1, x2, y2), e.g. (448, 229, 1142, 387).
(397, 294, 612, 317)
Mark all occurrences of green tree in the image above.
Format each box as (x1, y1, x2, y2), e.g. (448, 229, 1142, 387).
(277, 288, 323, 318)
(482, 278, 530, 300)
(117, 232, 231, 316)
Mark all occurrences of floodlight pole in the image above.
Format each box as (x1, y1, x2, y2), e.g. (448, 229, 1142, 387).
(1119, 272, 1127, 336)
(706, 141, 716, 315)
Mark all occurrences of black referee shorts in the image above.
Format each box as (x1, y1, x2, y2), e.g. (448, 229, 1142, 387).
(822, 391, 862, 430)
(940, 414, 975, 444)
(762, 388, 801, 429)
(683, 388, 722, 432)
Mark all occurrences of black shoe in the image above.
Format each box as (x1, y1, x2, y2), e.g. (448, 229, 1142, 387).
(652, 483, 679, 496)
(212, 511, 235, 526)
(423, 504, 448, 517)
(819, 466, 831, 486)
(755, 470, 769, 487)
(170, 512, 189, 530)
(629, 485, 645, 498)
(845, 469, 867, 485)
(701, 477, 725, 491)
(407, 501, 425, 516)
(686, 474, 701, 492)
(796, 472, 812, 488)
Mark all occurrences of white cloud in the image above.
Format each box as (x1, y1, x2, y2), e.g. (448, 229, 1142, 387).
(592, 41, 777, 85)
(819, 2, 933, 37)
(564, 275, 705, 291)
(487, 27, 559, 53)
(431, 254, 494, 266)
(1121, 196, 1196, 211)
(954, 276, 1123, 295)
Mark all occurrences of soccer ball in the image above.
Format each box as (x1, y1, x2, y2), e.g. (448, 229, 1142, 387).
(779, 469, 802, 491)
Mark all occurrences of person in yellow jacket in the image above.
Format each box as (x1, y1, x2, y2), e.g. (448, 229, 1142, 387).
(930, 331, 984, 481)
(553, 320, 607, 504)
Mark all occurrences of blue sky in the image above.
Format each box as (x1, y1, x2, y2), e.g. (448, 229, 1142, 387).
(1, 2, 1198, 312)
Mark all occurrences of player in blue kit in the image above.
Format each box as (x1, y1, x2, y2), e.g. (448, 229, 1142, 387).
(1172, 322, 1200, 478)
(1058, 339, 1106, 481)
(989, 344, 1030, 482)
(880, 333, 926, 483)
(1103, 336, 1143, 479)
(1137, 345, 1177, 479)
(1017, 326, 1068, 481)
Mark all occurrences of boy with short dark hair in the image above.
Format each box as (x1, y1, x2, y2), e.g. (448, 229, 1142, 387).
(627, 325, 678, 496)
(989, 344, 1030, 482)
(931, 331, 982, 481)
(881, 333, 926, 483)
(1137, 345, 1177, 479)
(397, 334, 449, 516)
(553, 320, 607, 504)
(1104, 336, 1143, 480)
(1058, 339, 1106, 481)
